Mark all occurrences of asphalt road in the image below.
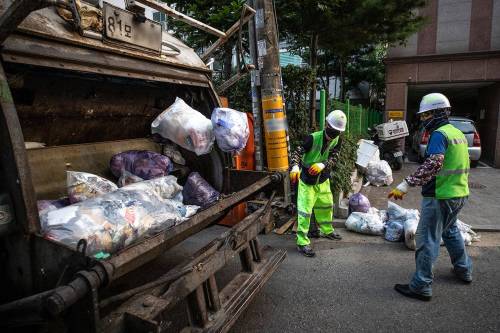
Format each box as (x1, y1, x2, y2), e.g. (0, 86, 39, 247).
(231, 229, 500, 332)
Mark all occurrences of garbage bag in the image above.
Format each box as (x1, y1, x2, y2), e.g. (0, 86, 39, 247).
(182, 172, 220, 209)
(40, 176, 200, 256)
(110, 150, 173, 181)
(151, 97, 214, 156)
(67, 171, 118, 204)
(403, 210, 420, 250)
(366, 160, 393, 186)
(385, 220, 404, 242)
(117, 171, 144, 187)
(37, 198, 70, 215)
(211, 107, 250, 154)
(345, 211, 384, 235)
(348, 193, 371, 213)
(163, 143, 186, 165)
(456, 219, 480, 246)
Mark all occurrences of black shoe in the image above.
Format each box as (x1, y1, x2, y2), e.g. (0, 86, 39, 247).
(321, 232, 342, 240)
(452, 268, 472, 283)
(308, 230, 320, 239)
(394, 284, 431, 301)
(297, 244, 316, 257)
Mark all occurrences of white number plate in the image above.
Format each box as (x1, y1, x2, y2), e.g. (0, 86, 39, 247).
(393, 151, 403, 157)
(103, 3, 162, 53)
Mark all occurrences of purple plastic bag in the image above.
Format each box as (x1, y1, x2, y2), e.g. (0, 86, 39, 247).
(182, 172, 220, 209)
(349, 193, 371, 214)
(110, 150, 173, 180)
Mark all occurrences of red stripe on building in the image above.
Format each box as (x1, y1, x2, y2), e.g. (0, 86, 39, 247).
(469, 0, 493, 51)
(417, 0, 439, 55)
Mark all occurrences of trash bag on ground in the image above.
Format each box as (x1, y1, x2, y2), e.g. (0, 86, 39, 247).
(387, 202, 420, 249)
(456, 219, 480, 246)
(67, 171, 118, 204)
(366, 160, 393, 186)
(348, 193, 371, 213)
(37, 198, 70, 215)
(110, 150, 173, 181)
(117, 171, 144, 187)
(182, 172, 220, 209)
(345, 211, 385, 235)
(151, 97, 214, 156)
(385, 220, 404, 242)
(40, 176, 200, 256)
(211, 107, 250, 154)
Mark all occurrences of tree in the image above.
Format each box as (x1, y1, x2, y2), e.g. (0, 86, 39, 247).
(276, 0, 426, 123)
(164, 0, 247, 79)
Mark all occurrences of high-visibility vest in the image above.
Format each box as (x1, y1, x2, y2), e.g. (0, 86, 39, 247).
(301, 130, 339, 168)
(433, 124, 470, 199)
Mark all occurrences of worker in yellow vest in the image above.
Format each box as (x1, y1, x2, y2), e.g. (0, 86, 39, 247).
(289, 110, 347, 257)
(389, 93, 472, 301)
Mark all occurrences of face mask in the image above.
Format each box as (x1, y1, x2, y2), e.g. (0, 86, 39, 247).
(325, 127, 340, 140)
(422, 117, 434, 129)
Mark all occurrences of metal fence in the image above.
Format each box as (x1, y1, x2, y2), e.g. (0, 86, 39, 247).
(331, 99, 383, 137)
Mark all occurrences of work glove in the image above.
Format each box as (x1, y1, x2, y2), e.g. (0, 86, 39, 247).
(308, 163, 325, 176)
(388, 180, 409, 200)
(290, 165, 300, 184)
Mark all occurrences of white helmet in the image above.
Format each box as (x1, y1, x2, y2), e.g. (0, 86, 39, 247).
(418, 93, 451, 114)
(326, 109, 347, 132)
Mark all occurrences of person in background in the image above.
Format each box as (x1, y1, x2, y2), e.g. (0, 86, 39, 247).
(389, 93, 472, 301)
(289, 110, 347, 257)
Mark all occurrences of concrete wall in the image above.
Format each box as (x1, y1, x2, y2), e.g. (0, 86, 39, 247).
(477, 83, 500, 166)
(388, 0, 500, 57)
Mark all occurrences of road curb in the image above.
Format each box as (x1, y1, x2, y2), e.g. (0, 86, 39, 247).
(469, 225, 500, 232)
(333, 219, 346, 228)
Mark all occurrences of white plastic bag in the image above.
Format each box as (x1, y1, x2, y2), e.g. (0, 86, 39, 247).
(41, 176, 200, 256)
(387, 202, 420, 250)
(151, 97, 214, 155)
(456, 219, 480, 246)
(211, 107, 249, 154)
(366, 160, 393, 186)
(67, 171, 118, 204)
(117, 171, 143, 187)
(345, 211, 385, 235)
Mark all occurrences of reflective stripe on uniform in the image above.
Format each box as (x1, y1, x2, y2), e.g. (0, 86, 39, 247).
(438, 168, 470, 176)
(314, 205, 334, 210)
(298, 210, 312, 218)
(449, 138, 468, 145)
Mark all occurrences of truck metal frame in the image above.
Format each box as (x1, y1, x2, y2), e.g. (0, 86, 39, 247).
(0, 2, 285, 332)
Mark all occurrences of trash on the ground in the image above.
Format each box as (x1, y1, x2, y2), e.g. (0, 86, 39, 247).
(40, 176, 199, 256)
(356, 139, 379, 171)
(182, 172, 220, 209)
(67, 171, 118, 204)
(366, 160, 393, 186)
(117, 170, 144, 187)
(345, 210, 385, 235)
(110, 150, 173, 181)
(37, 198, 71, 215)
(456, 219, 481, 245)
(25, 142, 46, 149)
(151, 97, 214, 155)
(375, 120, 409, 141)
(387, 202, 420, 249)
(211, 107, 250, 154)
(348, 193, 371, 213)
(162, 143, 186, 165)
(385, 220, 404, 242)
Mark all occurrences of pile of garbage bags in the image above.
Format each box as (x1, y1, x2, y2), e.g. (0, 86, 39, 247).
(67, 171, 118, 204)
(151, 97, 215, 156)
(345, 201, 479, 250)
(211, 107, 250, 154)
(40, 176, 200, 256)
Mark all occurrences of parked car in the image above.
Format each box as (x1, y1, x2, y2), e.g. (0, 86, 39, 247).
(412, 116, 481, 167)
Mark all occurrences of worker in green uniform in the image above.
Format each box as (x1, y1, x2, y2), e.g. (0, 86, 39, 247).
(290, 110, 347, 257)
(389, 93, 472, 301)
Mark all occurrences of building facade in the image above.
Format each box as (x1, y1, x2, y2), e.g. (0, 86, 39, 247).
(385, 0, 500, 166)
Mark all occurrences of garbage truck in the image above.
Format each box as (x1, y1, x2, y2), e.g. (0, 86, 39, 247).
(0, 1, 286, 332)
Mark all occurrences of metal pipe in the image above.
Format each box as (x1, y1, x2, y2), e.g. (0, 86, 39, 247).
(134, 0, 226, 38)
(320, 89, 326, 131)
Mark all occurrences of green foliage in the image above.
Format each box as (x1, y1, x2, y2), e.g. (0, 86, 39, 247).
(330, 133, 360, 197)
(214, 74, 252, 113)
(281, 65, 315, 150)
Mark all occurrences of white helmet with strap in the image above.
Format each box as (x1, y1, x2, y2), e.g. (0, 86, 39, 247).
(326, 109, 347, 132)
(418, 93, 451, 114)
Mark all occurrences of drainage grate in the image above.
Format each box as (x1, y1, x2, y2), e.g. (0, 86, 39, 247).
(469, 182, 486, 189)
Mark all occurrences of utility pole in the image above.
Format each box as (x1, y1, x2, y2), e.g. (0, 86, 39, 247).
(252, 0, 289, 172)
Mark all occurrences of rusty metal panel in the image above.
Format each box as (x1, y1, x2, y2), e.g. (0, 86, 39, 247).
(14, 7, 210, 73)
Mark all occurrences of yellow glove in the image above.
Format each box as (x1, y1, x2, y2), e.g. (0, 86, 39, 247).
(308, 163, 325, 176)
(388, 181, 409, 200)
(290, 165, 300, 184)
